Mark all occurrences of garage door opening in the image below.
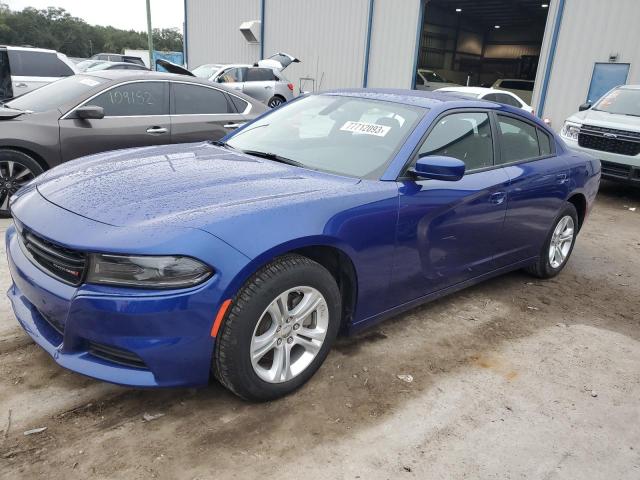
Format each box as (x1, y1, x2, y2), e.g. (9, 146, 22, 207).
(415, 0, 551, 106)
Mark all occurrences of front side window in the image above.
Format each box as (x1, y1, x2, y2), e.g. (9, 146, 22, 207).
(496, 115, 540, 164)
(226, 94, 424, 178)
(173, 83, 231, 114)
(89, 82, 168, 116)
(418, 112, 494, 171)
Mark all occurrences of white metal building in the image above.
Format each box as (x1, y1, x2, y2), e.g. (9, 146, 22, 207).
(184, 0, 640, 129)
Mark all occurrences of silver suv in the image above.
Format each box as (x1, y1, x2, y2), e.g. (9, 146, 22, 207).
(159, 53, 299, 108)
(0, 46, 77, 100)
(561, 85, 640, 185)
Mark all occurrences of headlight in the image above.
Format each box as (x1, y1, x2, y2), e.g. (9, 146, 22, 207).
(560, 121, 581, 141)
(86, 254, 212, 289)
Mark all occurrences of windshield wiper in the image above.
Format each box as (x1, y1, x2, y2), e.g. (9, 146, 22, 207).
(241, 150, 305, 168)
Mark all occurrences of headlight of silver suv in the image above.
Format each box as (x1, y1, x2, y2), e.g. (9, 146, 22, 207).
(86, 254, 212, 289)
(560, 121, 581, 141)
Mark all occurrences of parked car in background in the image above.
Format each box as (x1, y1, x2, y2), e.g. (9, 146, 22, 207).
(561, 85, 640, 185)
(5, 89, 599, 400)
(84, 61, 149, 72)
(91, 53, 145, 66)
(415, 69, 460, 91)
(436, 86, 534, 113)
(159, 53, 300, 108)
(0, 70, 265, 215)
(0, 46, 76, 100)
(491, 79, 535, 104)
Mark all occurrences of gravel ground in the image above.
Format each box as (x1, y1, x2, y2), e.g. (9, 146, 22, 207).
(0, 181, 638, 480)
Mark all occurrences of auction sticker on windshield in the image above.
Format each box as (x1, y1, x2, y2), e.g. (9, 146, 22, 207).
(340, 121, 391, 137)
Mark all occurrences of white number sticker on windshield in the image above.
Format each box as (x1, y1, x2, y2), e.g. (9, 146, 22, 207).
(340, 121, 391, 137)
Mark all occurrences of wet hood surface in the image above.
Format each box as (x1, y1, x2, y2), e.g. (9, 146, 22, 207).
(36, 142, 359, 229)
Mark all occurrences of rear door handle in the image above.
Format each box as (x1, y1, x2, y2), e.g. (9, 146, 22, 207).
(224, 122, 246, 129)
(556, 173, 570, 184)
(489, 191, 506, 205)
(146, 126, 168, 135)
(14, 82, 27, 88)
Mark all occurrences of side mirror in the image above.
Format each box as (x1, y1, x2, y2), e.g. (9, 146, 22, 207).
(75, 105, 105, 120)
(578, 102, 592, 111)
(410, 155, 466, 182)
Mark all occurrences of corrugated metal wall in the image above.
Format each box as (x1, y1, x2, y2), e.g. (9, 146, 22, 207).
(263, 0, 370, 91)
(185, 0, 261, 68)
(534, 0, 640, 129)
(366, 0, 421, 88)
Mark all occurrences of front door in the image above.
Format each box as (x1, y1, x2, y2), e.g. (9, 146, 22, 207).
(59, 81, 171, 161)
(170, 82, 243, 143)
(392, 111, 509, 304)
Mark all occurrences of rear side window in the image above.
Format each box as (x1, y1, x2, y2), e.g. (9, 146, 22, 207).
(496, 115, 540, 164)
(246, 68, 276, 82)
(90, 81, 168, 116)
(173, 83, 231, 114)
(499, 80, 534, 91)
(419, 112, 494, 172)
(229, 95, 249, 113)
(537, 129, 552, 156)
(7, 50, 73, 77)
(496, 93, 521, 108)
(217, 67, 245, 83)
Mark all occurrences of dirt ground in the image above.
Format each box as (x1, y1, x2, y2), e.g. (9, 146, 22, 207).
(0, 181, 638, 480)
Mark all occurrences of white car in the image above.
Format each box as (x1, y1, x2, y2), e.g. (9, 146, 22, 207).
(560, 85, 640, 185)
(436, 86, 534, 114)
(415, 69, 460, 91)
(0, 46, 77, 100)
(491, 79, 535, 105)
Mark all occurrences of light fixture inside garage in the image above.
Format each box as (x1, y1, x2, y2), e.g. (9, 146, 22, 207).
(542, 3, 549, 7)
(455, 8, 462, 12)
(494, 25, 501, 29)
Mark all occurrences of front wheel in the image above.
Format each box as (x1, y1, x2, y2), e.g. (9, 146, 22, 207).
(213, 254, 341, 401)
(525, 202, 578, 278)
(0, 149, 43, 217)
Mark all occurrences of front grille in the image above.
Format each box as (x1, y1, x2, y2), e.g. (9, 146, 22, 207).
(578, 125, 640, 156)
(19, 229, 87, 286)
(88, 342, 147, 369)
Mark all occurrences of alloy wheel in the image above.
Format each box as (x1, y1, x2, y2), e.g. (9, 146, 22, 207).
(548, 215, 574, 268)
(250, 286, 329, 383)
(268, 97, 284, 108)
(0, 161, 35, 212)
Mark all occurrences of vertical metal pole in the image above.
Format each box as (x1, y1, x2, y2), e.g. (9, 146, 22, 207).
(146, 0, 155, 69)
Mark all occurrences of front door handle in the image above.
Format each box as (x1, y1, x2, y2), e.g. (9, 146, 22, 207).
(489, 191, 506, 205)
(146, 126, 168, 135)
(224, 122, 246, 129)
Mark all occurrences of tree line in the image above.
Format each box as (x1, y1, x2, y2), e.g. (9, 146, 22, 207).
(0, 4, 183, 58)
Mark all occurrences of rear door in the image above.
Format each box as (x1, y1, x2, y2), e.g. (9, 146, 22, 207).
(242, 67, 277, 103)
(170, 81, 244, 143)
(7, 49, 74, 96)
(493, 113, 570, 267)
(59, 80, 171, 161)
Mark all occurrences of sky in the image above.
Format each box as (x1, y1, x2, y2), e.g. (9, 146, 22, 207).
(5, 0, 185, 31)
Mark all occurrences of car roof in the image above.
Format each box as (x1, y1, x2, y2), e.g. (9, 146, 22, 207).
(619, 84, 640, 90)
(495, 78, 534, 83)
(82, 70, 209, 82)
(0, 45, 57, 53)
(321, 88, 498, 110)
(438, 87, 497, 95)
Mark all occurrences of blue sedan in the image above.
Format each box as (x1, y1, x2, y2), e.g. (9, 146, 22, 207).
(6, 90, 600, 400)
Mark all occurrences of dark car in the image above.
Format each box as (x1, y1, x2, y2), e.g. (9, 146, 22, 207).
(91, 53, 145, 66)
(6, 89, 600, 400)
(0, 70, 266, 215)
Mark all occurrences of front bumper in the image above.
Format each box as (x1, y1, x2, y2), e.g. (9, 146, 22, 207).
(564, 137, 640, 184)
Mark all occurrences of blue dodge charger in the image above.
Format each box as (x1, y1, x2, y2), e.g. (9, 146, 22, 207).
(6, 90, 600, 400)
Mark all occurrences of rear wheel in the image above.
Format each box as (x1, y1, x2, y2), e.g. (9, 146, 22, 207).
(267, 95, 285, 108)
(0, 149, 43, 217)
(525, 202, 578, 278)
(213, 254, 341, 401)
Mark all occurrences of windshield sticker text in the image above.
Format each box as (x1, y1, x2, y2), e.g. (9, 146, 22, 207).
(340, 121, 391, 137)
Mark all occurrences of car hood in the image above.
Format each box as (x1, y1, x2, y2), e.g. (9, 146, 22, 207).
(0, 107, 25, 119)
(567, 109, 640, 132)
(35, 142, 359, 230)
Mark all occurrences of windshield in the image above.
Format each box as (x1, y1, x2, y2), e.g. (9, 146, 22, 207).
(593, 88, 640, 117)
(5, 75, 107, 112)
(226, 95, 424, 178)
(192, 64, 223, 79)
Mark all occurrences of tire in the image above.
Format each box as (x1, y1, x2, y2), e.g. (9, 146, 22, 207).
(267, 95, 285, 109)
(213, 254, 342, 401)
(0, 149, 44, 218)
(524, 202, 579, 279)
